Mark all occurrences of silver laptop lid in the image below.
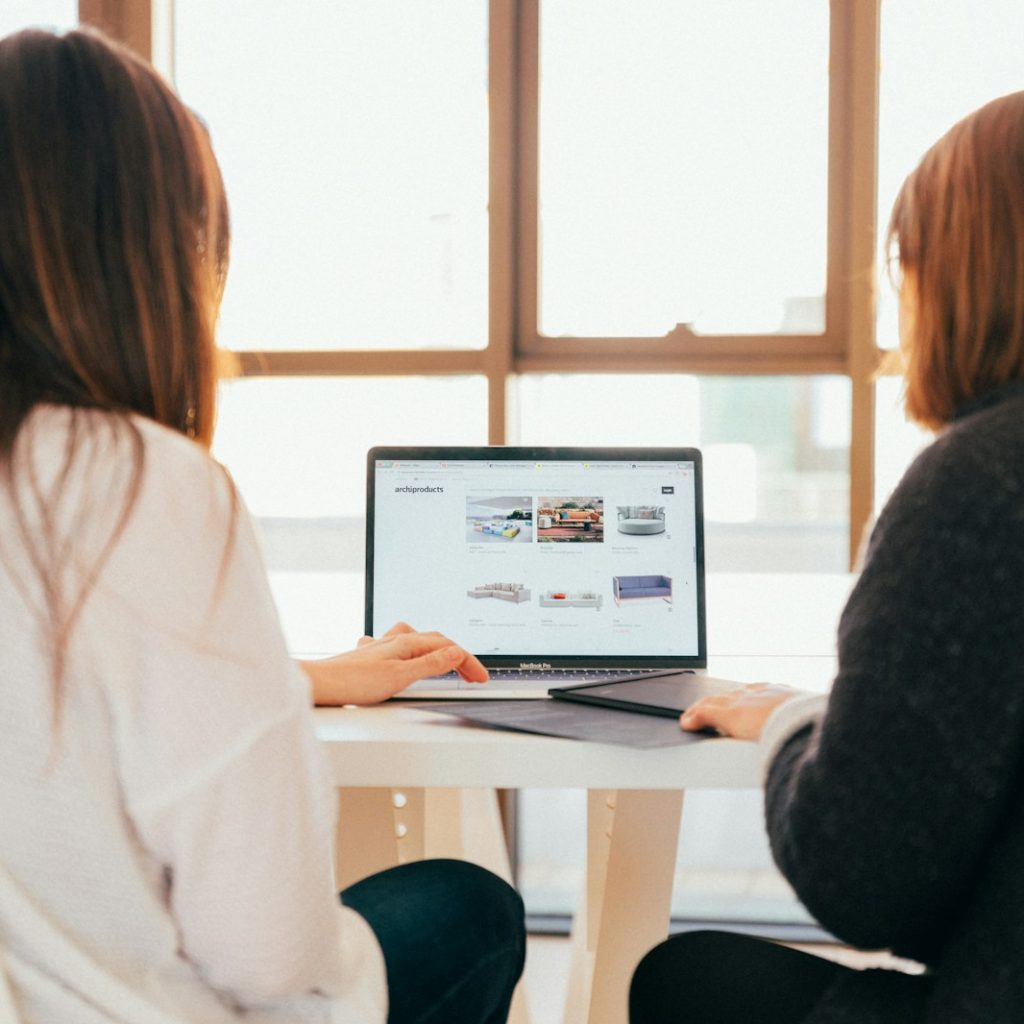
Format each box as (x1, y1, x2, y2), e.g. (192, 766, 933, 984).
(365, 446, 706, 671)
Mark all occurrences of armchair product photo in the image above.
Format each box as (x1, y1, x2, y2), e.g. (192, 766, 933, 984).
(616, 506, 666, 535)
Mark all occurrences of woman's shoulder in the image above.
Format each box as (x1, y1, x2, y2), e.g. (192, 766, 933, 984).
(869, 388, 1024, 565)
(20, 402, 221, 471)
(130, 412, 238, 524)
(10, 405, 249, 621)
(18, 403, 237, 531)
(898, 387, 1024, 495)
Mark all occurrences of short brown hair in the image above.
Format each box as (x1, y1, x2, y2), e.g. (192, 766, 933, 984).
(887, 90, 1024, 430)
(0, 27, 229, 453)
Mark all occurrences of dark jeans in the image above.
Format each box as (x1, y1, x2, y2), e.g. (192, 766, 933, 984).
(629, 930, 848, 1024)
(341, 858, 526, 1024)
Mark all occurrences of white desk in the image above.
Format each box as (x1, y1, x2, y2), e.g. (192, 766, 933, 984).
(315, 703, 760, 791)
(295, 574, 854, 1024)
(315, 675, 841, 1022)
(318, 705, 753, 1024)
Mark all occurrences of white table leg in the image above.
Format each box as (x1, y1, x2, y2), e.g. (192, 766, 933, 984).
(564, 789, 684, 1024)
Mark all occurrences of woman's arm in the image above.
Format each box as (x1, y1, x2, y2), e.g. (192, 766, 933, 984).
(298, 622, 488, 706)
(132, 689, 377, 1008)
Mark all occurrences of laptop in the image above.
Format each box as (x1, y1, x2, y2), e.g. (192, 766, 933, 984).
(366, 445, 710, 699)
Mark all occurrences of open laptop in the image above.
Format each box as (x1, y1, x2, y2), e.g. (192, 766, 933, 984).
(366, 446, 709, 699)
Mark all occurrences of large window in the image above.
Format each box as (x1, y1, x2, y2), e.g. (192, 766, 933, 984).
(49, 0, 1015, 930)
(171, 0, 865, 577)
(169, 0, 864, 932)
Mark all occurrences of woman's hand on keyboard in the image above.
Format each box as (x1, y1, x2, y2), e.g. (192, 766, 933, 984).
(298, 622, 488, 706)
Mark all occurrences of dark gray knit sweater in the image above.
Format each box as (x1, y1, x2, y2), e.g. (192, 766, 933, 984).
(766, 380, 1024, 1023)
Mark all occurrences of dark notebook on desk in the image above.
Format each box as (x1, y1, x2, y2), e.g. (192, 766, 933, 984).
(549, 670, 736, 717)
(419, 671, 741, 748)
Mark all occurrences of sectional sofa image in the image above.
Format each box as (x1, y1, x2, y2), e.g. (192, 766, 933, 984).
(616, 505, 666, 535)
(612, 574, 672, 605)
(467, 583, 531, 603)
(472, 521, 521, 539)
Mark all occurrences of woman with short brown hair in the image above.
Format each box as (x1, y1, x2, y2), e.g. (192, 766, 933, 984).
(631, 90, 1024, 1024)
(890, 90, 1024, 430)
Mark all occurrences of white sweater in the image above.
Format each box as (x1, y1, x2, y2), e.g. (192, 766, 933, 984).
(0, 407, 386, 1024)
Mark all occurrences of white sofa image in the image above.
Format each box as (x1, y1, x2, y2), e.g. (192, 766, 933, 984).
(467, 583, 531, 603)
(539, 590, 603, 609)
(616, 505, 666, 535)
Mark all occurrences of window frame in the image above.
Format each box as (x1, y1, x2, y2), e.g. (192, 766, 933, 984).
(80, 0, 884, 568)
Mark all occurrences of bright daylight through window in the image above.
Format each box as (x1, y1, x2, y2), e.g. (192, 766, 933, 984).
(539, 1, 828, 338)
(8, 0, 1017, 935)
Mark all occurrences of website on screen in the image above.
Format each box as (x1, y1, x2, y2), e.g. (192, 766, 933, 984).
(371, 458, 699, 657)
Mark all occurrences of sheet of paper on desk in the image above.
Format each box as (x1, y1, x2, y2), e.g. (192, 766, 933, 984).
(414, 700, 707, 749)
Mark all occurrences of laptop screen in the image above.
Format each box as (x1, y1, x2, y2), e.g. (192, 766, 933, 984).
(366, 447, 706, 670)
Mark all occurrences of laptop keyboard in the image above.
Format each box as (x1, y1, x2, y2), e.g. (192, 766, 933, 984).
(435, 668, 666, 682)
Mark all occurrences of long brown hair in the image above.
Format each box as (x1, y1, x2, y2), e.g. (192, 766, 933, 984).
(887, 90, 1024, 430)
(0, 27, 231, 696)
(0, 27, 229, 449)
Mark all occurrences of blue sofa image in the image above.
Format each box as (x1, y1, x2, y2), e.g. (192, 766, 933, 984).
(612, 574, 673, 605)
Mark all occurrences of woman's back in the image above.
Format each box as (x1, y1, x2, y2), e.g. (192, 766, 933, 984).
(0, 406, 386, 1023)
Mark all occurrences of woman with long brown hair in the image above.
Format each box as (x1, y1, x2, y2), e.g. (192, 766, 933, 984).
(0, 27, 523, 1024)
(629, 90, 1024, 1024)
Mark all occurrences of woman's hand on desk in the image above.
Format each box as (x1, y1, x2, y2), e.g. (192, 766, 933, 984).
(680, 683, 799, 740)
(298, 622, 489, 706)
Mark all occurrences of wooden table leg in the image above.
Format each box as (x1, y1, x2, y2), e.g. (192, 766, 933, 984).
(563, 790, 614, 1022)
(334, 788, 401, 889)
(564, 789, 684, 1024)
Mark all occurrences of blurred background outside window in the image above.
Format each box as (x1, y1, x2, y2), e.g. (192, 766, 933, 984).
(6, 0, 1019, 932)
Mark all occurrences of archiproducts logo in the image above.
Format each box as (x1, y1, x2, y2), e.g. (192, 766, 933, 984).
(394, 485, 444, 494)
